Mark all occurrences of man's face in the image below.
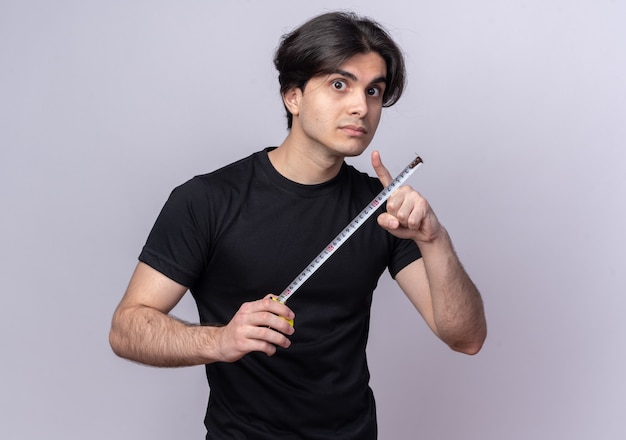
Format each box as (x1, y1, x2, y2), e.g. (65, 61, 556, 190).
(287, 51, 387, 159)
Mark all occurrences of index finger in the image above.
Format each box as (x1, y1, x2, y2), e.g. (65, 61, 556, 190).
(264, 294, 295, 320)
(371, 150, 393, 187)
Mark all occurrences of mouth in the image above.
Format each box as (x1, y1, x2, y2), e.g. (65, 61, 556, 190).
(340, 124, 368, 137)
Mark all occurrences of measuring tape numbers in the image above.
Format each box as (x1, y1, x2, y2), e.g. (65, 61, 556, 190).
(274, 155, 423, 310)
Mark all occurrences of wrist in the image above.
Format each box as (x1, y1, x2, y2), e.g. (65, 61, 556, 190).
(415, 225, 449, 248)
(191, 324, 225, 364)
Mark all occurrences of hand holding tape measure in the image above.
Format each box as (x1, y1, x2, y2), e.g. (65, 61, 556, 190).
(272, 153, 423, 326)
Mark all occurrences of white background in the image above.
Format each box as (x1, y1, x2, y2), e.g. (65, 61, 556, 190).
(1, 1, 625, 438)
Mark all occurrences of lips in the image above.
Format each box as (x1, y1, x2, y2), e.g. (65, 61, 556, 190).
(340, 124, 368, 136)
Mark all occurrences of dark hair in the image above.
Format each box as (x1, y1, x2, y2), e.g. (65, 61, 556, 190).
(274, 11, 406, 128)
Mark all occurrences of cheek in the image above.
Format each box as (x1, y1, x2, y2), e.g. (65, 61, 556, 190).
(369, 108, 382, 129)
(305, 101, 334, 126)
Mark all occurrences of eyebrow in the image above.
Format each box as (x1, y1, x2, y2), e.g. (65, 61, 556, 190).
(335, 69, 387, 86)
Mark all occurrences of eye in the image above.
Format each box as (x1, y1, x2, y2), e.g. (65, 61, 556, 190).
(332, 79, 347, 91)
(367, 86, 382, 97)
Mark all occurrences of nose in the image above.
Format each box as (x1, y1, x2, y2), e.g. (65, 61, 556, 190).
(348, 90, 368, 117)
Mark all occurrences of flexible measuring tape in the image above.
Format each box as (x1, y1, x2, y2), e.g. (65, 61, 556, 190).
(275, 155, 423, 305)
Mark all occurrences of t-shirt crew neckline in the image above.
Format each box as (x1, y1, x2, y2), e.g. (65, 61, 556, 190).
(259, 147, 349, 198)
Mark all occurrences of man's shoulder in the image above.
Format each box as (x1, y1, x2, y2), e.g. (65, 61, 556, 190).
(199, 149, 267, 180)
(175, 149, 269, 193)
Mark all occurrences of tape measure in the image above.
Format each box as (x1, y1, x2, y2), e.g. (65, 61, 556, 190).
(275, 155, 423, 311)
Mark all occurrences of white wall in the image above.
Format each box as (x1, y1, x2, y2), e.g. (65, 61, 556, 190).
(1, 1, 624, 438)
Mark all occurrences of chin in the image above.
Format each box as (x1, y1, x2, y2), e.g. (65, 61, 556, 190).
(342, 143, 371, 158)
(329, 139, 370, 157)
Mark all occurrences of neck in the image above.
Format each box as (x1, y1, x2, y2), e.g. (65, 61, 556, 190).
(268, 134, 344, 185)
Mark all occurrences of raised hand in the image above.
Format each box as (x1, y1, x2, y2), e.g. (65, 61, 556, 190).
(371, 150, 443, 243)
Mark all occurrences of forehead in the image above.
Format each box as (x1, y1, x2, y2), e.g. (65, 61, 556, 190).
(335, 52, 387, 80)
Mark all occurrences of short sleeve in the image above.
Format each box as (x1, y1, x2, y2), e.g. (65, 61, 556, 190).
(388, 237, 422, 279)
(139, 178, 211, 288)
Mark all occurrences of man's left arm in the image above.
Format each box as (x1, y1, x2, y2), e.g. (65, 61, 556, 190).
(395, 232, 487, 355)
(372, 150, 487, 355)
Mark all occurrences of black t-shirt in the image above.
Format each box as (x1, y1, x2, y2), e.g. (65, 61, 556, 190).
(140, 148, 422, 439)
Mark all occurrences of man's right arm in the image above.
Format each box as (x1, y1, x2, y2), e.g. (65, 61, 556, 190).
(109, 262, 295, 367)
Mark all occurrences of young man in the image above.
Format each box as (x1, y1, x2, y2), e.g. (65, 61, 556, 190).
(110, 11, 486, 439)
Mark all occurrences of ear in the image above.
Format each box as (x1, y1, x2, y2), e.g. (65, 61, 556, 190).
(282, 87, 302, 117)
